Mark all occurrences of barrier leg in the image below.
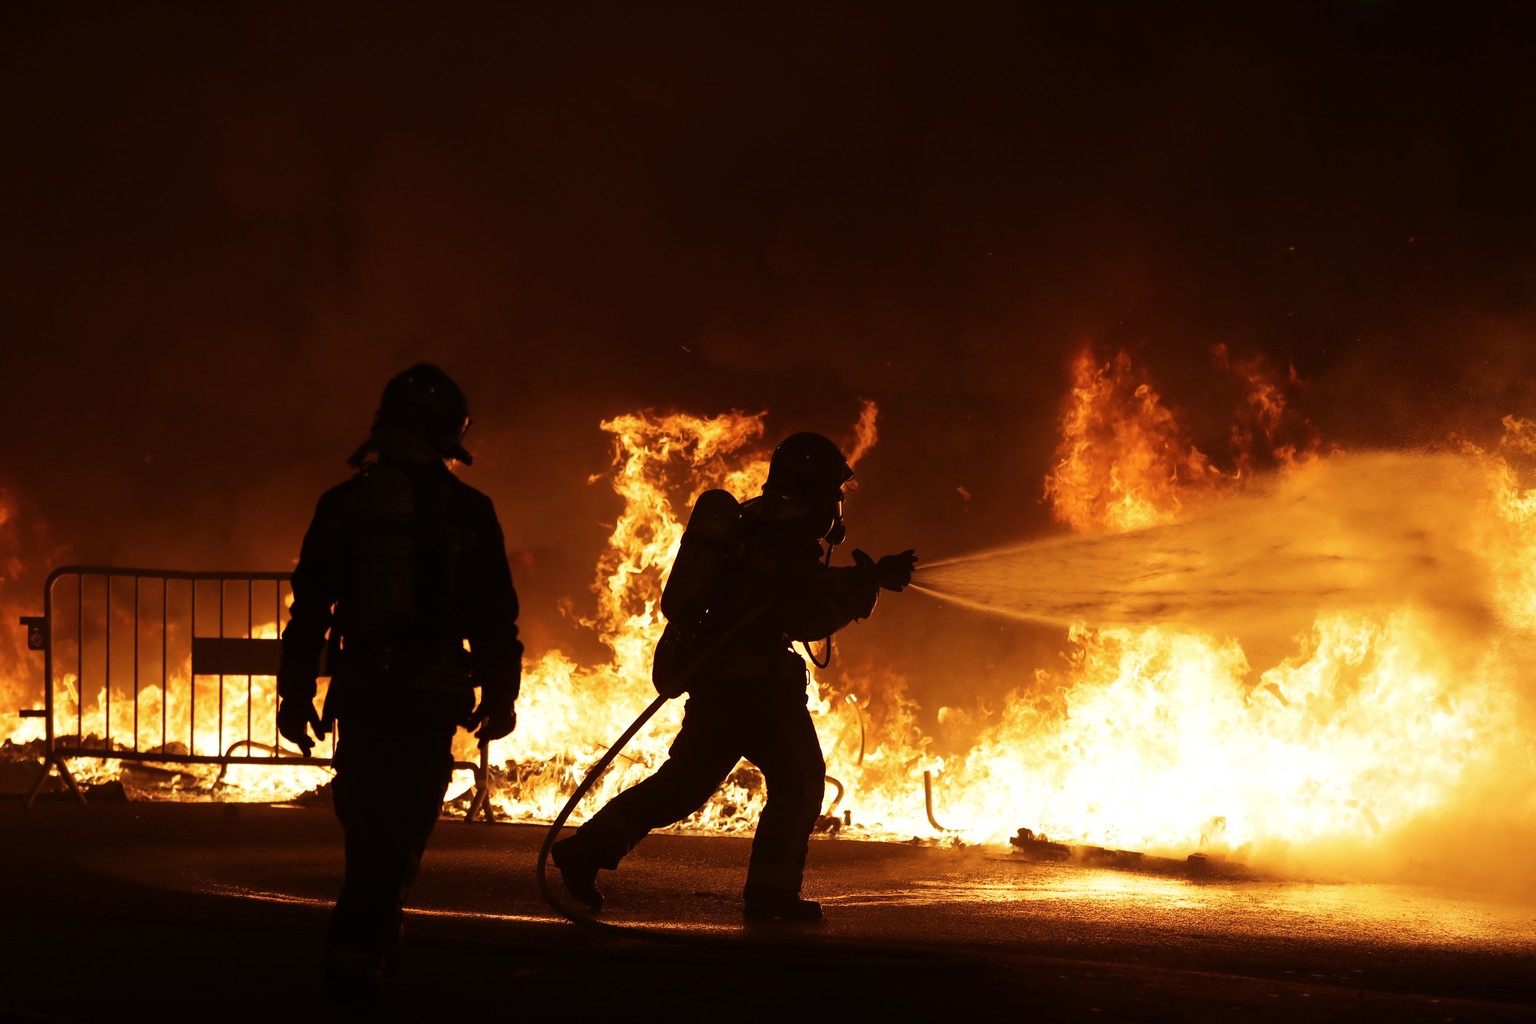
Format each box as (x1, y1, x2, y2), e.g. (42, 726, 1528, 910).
(22, 754, 87, 810)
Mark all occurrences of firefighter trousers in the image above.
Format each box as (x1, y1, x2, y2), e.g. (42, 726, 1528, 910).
(327, 691, 466, 963)
(569, 688, 827, 896)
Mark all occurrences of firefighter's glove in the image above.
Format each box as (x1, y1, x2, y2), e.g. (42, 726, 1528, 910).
(276, 696, 327, 756)
(467, 702, 516, 751)
(854, 548, 917, 592)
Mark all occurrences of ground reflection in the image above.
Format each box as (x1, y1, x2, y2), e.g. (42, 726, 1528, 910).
(844, 860, 1536, 950)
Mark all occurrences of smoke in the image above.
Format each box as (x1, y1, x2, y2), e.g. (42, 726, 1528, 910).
(5, 3, 1536, 590)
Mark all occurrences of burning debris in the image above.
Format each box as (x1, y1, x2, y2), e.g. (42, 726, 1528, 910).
(1010, 826, 1253, 881)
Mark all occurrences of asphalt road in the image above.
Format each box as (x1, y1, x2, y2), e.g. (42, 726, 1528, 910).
(3, 797, 1534, 1023)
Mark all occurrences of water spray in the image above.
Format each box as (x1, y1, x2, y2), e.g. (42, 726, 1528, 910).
(904, 451, 1496, 640)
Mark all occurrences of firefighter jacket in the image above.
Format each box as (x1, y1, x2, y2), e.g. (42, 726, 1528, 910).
(691, 492, 880, 688)
(278, 457, 522, 717)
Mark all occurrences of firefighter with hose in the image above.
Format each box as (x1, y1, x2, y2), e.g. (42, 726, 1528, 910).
(551, 431, 916, 922)
(276, 364, 523, 1000)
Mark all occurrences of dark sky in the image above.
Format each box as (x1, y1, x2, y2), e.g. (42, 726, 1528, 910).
(3, 2, 1535, 685)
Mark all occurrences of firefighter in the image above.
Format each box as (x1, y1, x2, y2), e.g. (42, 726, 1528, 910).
(551, 431, 916, 922)
(276, 363, 522, 998)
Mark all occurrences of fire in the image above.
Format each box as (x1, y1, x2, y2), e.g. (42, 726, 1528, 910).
(931, 607, 1507, 855)
(1043, 349, 1227, 533)
(1475, 415, 1536, 631)
(5, 354, 1533, 894)
(911, 348, 1535, 887)
(472, 402, 902, 831)
(475, 408, 775, 825)
(0, 485, 44, 746)
(466, 396, 921, 835)
(27, 609, 334, 801)
(1042, 346, 1313, 533)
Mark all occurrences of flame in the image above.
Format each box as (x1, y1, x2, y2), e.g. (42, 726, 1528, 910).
(1, 483, 55, 747)
(1210, 342, 1312, 472)
(478, 405, 899, 831)
(4, 357, 1534, 894)
(1043, 349, 1228, 533)
(28, 606, 334, 801)
(1042, 346, 1315, 534)
(910, 349, 1536, 888)
(931, 607, 1509, 854)
(1476, 415, 1536, 632)
(477, 409, 776, 825)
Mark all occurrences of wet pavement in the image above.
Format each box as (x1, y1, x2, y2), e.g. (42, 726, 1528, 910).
(3, 797, 1534, 1022)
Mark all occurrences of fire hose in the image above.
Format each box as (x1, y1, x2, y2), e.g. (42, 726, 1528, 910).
(533, 602, 771, 935)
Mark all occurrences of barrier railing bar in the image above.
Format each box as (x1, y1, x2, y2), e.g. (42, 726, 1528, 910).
(104, 574, 112, 752)
(245, 580, 253, 760)
(218, 578, 225, 757)
(54, 747, 328, 768)
(159, 579, 167, 757)
(273, 582, 283, 752)
(132, 576, 140, 755)
(74, 575, 82, 753)
(189, 579, 198, 759)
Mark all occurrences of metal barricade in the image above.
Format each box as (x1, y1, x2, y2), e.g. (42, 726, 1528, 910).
(17, 566, 491, 818)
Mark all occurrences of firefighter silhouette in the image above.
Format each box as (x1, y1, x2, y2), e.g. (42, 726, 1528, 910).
(552, 431, 916, 922)
(276, 363, 522, 997)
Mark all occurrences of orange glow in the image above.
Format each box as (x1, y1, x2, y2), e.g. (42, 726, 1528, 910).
(480, 409, 775, 826)
(4, 360, 1534, 893)
(910, 350, 1534, 889)
(0, 485, 43, 745)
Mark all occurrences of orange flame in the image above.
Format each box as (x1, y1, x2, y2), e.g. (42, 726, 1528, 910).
(1, 485, 48, 747)
(479, 409, 778, 826)
(912, 350, 1535, 889)
(6, 362, 1534, 894)
(1043, 346, 1315, 535)
(1043, 349, 1229, 533)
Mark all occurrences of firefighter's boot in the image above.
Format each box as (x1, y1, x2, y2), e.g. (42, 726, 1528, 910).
(551, 837, 605, 912)
(743, 883, 823, 923)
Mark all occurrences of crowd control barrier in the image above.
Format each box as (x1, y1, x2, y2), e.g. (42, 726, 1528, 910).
(17, 566, 490, 818)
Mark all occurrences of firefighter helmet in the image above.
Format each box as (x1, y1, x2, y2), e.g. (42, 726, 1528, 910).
(374, 363, 474, 465)
(764, 432, 852, 544)
(766, 432, 853, 505)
